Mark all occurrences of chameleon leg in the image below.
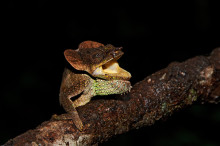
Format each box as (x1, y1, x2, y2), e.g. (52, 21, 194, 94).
(59, 93, 84, 131)
(72, 93, 93, 107)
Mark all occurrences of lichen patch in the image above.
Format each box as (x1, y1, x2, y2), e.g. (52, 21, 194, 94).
(199, 66, 214, 85)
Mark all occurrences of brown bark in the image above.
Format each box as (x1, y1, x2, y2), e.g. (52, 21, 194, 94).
(5, 48, 220, 146)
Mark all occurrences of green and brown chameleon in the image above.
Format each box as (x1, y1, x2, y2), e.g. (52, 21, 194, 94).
(59, 41, 132, 130)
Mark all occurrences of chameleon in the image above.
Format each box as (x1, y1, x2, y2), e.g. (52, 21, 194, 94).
(59, 41, 132, 130)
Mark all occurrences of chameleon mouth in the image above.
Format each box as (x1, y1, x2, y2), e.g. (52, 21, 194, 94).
(92, 59, 131, 80)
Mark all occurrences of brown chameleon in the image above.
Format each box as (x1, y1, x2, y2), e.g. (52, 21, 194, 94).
(59, 41, 132, 130)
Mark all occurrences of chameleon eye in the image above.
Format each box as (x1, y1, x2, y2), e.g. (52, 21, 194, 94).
(92, 52, 103, 60)
(95, 53, 101, 58)
(90, 48, 105, 63)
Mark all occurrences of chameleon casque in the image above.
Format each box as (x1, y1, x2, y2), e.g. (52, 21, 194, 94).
(59, 41, 132, 130)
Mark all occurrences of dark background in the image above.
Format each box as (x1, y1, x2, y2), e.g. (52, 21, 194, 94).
(1, 0, 220, 145)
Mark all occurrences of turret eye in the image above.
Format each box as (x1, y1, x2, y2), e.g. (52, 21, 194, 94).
(92, 52, 103, 61)
(95, 53, 101, 58)
(90, 48, 105, 63)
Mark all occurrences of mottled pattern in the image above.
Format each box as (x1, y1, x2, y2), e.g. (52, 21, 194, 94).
(59, 68, 91, 111)
(59, 41, 131, 130)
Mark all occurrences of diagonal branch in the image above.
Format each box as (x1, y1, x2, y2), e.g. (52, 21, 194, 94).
(5, 48, 220, 146)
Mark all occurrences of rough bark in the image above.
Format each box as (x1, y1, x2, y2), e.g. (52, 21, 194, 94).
(5, 48, 220, 146)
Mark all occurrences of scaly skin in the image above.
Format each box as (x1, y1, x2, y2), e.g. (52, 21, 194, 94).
(93, 79, 131, 95)
(58, 41, 132, 130)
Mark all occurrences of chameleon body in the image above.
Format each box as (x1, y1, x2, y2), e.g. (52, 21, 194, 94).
(59, 41, 131, 130)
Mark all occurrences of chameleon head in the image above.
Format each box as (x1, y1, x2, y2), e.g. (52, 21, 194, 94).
(64, 41, 131, 80)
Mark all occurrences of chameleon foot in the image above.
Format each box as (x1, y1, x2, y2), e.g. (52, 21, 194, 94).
(51, 113, 83, 131)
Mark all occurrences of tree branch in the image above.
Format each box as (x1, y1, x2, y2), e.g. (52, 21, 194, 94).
(5, 48, 220, 146)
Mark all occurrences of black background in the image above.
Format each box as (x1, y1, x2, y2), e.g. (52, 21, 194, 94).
(1, 1, 220, 145)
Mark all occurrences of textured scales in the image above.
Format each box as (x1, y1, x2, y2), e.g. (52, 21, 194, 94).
(59, 41, 132, 130)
